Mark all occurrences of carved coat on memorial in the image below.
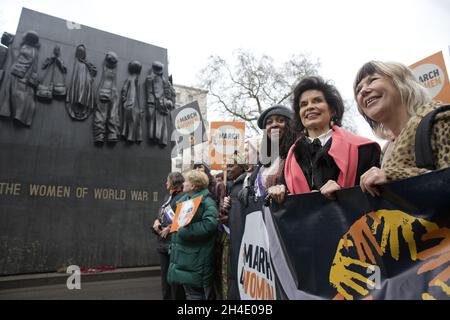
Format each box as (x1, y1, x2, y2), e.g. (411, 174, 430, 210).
(0, 32, 15, 89)
(36, 45, 67, 103)
(93, 51, 120, 142)
(66, 44, 97, 121)
(120, 60, 143, 142)
(0, 8, 175, 277)
(0, 30, 40, 127)
(145, 61, 175, 147)
(164, 74, 176, 112)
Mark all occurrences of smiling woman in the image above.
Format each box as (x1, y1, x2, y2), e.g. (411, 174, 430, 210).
(354, 61, 450, 197)
(268, 76, 381, 202)
(242, 104, 296, 200)
(355, 73, 406, 136)
(298, 89, 334, 138)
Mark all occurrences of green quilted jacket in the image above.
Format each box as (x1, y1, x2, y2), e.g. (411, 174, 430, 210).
(167, 188, 218, 288)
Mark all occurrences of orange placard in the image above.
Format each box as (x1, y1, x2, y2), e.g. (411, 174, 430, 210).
(170, 195, 203, 232)
(410, 51, 450, 103)
(208, 122, 245, 170)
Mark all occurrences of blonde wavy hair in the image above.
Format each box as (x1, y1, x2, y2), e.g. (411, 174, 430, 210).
(353, 61, 432, 139)
(184, 170, 209, 192)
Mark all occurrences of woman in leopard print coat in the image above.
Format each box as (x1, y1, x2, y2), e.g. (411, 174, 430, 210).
(353, 60, 450, 196)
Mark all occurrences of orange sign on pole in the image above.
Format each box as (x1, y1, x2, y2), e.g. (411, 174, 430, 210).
(410, 51, 450, 103)
(208, 122, 245, 171)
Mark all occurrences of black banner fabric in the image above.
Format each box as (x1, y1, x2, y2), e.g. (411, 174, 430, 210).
(235, 168, 450, 300)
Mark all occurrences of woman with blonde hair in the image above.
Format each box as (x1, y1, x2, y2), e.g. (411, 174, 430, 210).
(354, 61, 450, 196)
(167, 170, 218, 300)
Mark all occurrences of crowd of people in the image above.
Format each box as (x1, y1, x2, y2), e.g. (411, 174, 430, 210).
(151, 60, 450, 300)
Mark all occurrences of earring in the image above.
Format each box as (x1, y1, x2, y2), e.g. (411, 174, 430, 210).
(330, 117, 336, 127)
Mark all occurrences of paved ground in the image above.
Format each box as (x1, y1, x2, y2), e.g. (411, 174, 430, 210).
(0, 276, 162, 300)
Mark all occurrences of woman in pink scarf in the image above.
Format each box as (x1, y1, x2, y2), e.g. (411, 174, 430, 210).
(268, 76, 381, 203)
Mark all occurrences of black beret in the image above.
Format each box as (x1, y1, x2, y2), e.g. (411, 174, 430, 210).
(257, 104, 293, 129)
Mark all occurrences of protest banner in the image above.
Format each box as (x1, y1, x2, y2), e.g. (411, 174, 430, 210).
(233, 168, 450, 300)
(170, 195, 203, 232)
(171, 101, 207, 149)
(410, 51, 450, 103)
(208, 122, 245, 171)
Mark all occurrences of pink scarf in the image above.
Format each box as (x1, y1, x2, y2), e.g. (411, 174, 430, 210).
(285, 126, 379, 194)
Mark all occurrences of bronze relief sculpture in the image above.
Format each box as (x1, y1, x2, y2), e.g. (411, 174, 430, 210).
(36, 45, 67, 103)
(66, 44, 97, 121)
(0, 32, 15, 89)
(120, 60, 143, 142)
(145, 61, 176, 147)
(0, 30, 40, 127)
(93, 51, 120, 143)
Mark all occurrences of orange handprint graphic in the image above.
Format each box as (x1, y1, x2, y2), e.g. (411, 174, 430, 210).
(329, 210, 448, 300)
(370, 210, 438, 261)
(344, 213, 383, 264)
(417, 227, 450, 298)
(329, 238, 376, 300)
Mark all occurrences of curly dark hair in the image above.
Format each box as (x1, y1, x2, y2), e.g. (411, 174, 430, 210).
(291, 76, 344, 134)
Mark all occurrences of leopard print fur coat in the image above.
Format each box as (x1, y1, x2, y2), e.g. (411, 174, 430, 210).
(382, 100, 450, 181)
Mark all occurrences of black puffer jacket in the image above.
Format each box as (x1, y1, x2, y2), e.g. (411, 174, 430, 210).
(155, 190, 185, 253)
(226, 172, 248, 300)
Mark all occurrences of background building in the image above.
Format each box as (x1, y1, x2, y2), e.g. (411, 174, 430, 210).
(174, 84, 208, 122)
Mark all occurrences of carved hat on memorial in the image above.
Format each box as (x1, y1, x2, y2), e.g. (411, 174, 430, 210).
(75, 44, 86, 60)
(105, 51, 118, 68)
(152, 61, 164, 75)
(22, 30, 40, 48)
(128, 60, 142, 74)
(1, 32, 15, 47)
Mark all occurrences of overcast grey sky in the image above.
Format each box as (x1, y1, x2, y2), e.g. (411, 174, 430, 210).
(1, 0, 449, 142)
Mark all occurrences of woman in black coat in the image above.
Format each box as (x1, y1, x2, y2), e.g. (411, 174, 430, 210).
(152, 172, 186, 300)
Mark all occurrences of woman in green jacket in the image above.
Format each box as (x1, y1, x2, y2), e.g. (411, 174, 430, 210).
(167, 170, 218, 300)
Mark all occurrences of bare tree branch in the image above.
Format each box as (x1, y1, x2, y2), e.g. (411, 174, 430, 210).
(197, 49, 320, 132)
(209, 90, 257, 122)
